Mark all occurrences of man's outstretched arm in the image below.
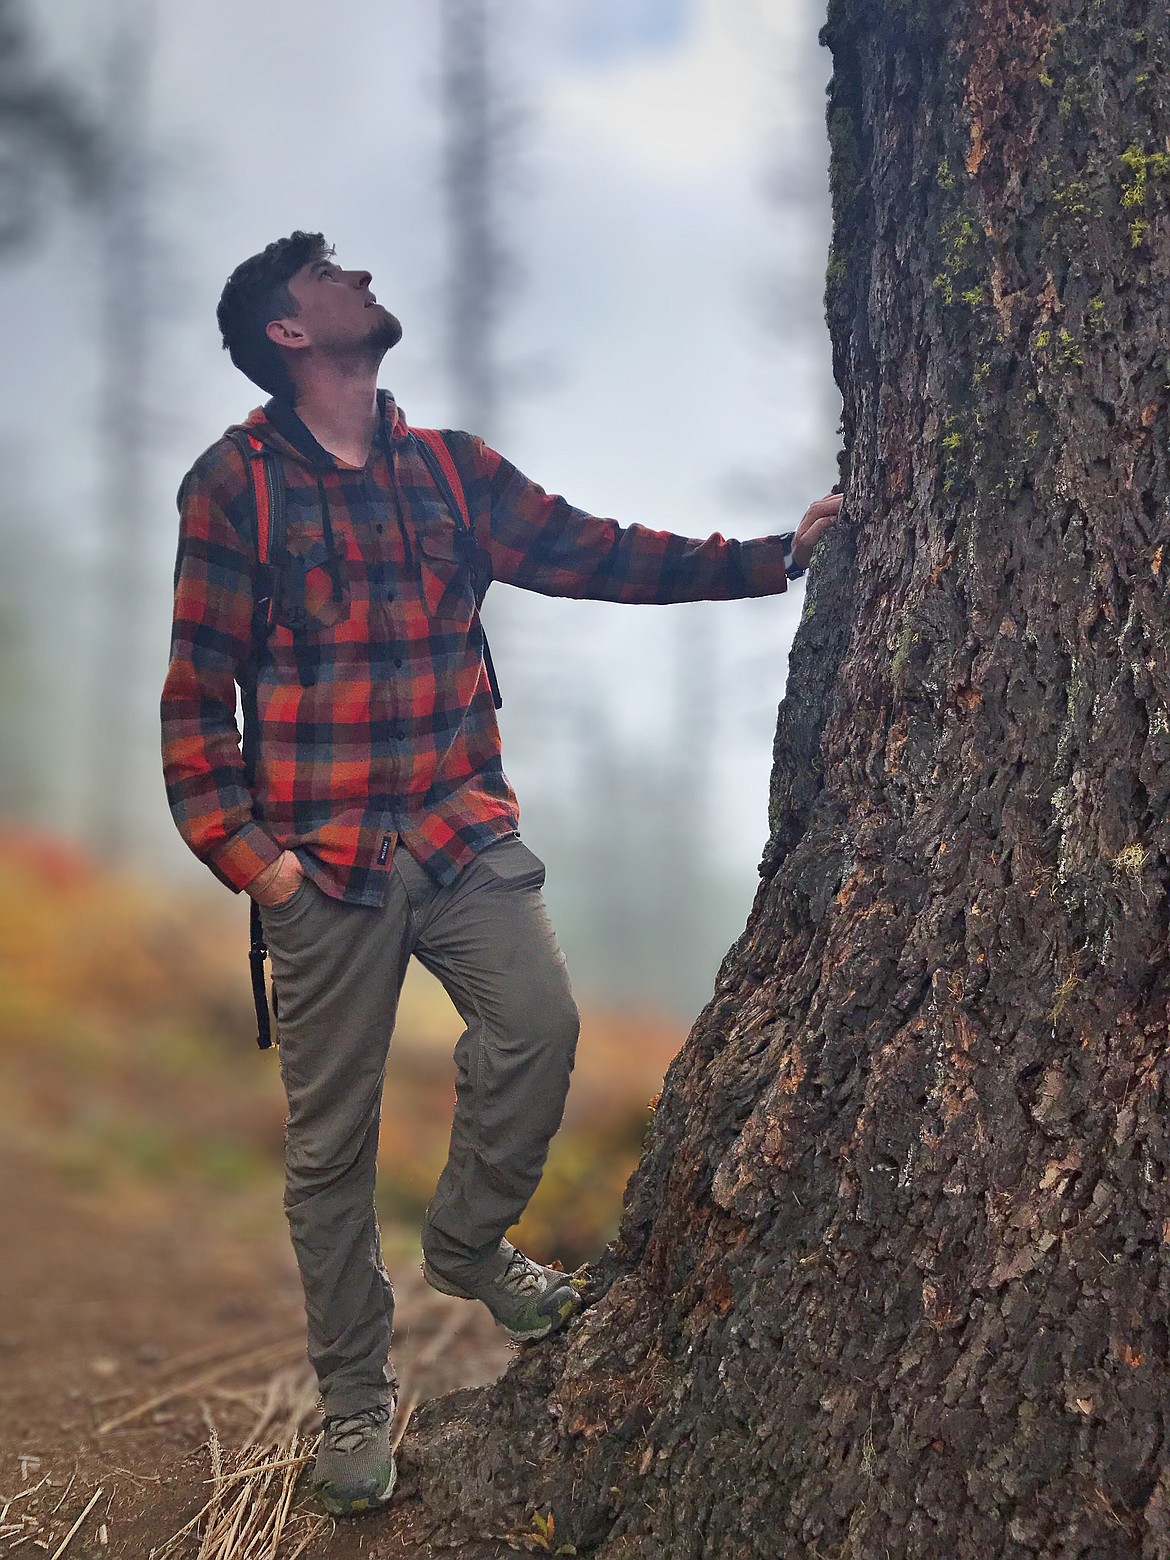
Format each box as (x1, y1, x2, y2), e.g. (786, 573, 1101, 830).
(452, 435, 842, 602)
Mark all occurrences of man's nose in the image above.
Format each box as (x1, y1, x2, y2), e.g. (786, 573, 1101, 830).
(352, 270, 372, 290)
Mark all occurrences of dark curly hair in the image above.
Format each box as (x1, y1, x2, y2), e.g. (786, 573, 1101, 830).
(216, 231, 333, 399)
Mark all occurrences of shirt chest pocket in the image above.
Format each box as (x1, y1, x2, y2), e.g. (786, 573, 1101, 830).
(417, 520, 473, 622)
(277, 536, 351, 632)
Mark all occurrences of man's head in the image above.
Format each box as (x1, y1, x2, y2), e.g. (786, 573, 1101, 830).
(217, 231, 402, 400)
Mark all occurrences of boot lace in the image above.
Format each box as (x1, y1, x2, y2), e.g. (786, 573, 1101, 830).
(323, 1404, 391, 1455)
(501, 1248, 545, 1298)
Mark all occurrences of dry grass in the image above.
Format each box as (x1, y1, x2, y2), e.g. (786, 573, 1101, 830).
(47, 1485, 104, 1558)
(128, 1268, 508, 1559)
(151, 1420, 325, 1560)
(1113, 842, 1148, 879)
(0, 1480, 114, 1559)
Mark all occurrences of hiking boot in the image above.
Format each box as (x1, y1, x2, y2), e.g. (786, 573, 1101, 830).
(423, 1239, 584, 1341)
(312, 1403, 397, 1517)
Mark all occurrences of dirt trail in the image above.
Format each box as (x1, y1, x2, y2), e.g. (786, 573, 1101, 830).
(0, 1146, 517, 1558)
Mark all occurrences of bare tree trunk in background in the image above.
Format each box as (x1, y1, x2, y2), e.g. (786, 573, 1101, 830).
(0, 1, 100, 827)
(90, 0, 153, 855)
(439, 0, 513, 444)
(0, 0, 99, 248)
(399, 0, 1170, 1553)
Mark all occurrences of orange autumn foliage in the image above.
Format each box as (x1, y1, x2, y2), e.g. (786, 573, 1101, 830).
(0, 832, 684, 1264)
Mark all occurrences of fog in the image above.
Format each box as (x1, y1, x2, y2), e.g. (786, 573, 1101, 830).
(0, 0, 838, 1015)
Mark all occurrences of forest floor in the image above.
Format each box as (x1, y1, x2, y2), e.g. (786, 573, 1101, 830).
(0, 1141, 537, 1559)
(0, 837, 682, 1557)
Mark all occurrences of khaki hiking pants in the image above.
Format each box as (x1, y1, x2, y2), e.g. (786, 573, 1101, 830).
(259, 834, 579, 1417)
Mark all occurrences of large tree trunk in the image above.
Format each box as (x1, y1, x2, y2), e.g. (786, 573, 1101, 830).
(401, 1, 1170, 1554)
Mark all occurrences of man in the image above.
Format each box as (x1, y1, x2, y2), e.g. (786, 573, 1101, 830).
(161, 230, 842, 1517)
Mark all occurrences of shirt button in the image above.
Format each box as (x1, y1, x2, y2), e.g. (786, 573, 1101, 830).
(394, 657, 403, 668)
(375, 522, 384, 533)
(386, 588, 395, 601)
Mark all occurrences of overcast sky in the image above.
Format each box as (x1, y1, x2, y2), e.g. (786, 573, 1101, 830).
(1, 0, 838, 1006)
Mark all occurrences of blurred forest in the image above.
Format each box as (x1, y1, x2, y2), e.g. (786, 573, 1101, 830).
(0, 832, 683, 1266)
(0, 0, 837, 1258)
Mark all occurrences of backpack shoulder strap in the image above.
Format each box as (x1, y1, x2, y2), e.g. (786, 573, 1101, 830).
(411, 428, 502, 710)
(225, 428, 286, 638)
(412, 425, 471, 532)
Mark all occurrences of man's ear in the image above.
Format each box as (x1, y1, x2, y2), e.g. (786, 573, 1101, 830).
(265, 317, 310, 352)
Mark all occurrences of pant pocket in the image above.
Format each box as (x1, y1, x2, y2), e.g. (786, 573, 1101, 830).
(258, 875, 314, 926)
(477, 836, 546, 887)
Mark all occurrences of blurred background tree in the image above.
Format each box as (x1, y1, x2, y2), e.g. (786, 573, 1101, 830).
(0, 0, 99, 247)
(0, 0, 99, 818)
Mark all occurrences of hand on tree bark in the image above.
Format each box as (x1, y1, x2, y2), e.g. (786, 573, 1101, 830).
(791, 491, 844, 569)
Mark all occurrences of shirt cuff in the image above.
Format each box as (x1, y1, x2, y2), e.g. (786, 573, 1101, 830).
(208, 822, 283, 893)
(738, 535, 793, 595)
(780, 531, 804, 580)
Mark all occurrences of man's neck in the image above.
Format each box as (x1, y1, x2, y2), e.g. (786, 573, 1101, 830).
(292, 362, 382, 468)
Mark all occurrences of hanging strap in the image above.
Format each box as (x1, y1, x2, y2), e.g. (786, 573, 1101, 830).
(411, 428, 503, 709)
(226, 428, 287, 1051)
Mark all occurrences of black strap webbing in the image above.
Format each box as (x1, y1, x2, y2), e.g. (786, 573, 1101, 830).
(247, 898, 272, 1050)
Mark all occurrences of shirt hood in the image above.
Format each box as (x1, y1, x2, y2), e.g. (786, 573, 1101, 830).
(224, 387, 410, 468)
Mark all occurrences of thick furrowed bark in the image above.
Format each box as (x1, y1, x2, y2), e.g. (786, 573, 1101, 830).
(400, 3, 1170, 1556)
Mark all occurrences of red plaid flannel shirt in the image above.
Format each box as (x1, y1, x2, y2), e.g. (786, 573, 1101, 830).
(161, 393, 791, 904)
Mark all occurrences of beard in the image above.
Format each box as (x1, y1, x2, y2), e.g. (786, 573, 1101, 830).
(367, 306, 403, 352)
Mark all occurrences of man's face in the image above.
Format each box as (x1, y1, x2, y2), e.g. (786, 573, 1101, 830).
(272, 255, 403, 360)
